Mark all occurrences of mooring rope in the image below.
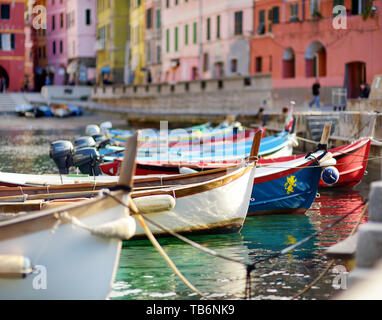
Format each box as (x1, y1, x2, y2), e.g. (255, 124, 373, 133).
(104, 191, 367, 300)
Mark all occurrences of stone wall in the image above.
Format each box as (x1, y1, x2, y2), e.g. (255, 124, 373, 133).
(91, 74, 273, 118)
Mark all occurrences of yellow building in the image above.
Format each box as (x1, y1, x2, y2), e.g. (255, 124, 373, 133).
(129, 0, 146, 84)
(96, 0, 129, 84)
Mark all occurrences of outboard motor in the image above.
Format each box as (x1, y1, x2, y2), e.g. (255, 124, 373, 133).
(100, 121, 112, 133)
(73, 147, 102, 176)
(91, 134, 111, 149)
(49, 141, 74, 174)
(74, 136, 96, 150)
(85, 124, 101, 136)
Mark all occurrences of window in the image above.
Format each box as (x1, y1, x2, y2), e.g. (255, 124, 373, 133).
(206, 18, 211, 41)
(52, 15, 56, 30)
(53, 40, 56, 55)
(257, 10, 265, 34)
(256, 57, 262, 73)
(0, 33, 15, 51)
(166, 0, 170, 9)
(216, 15, 221, 39)
(310, 0, 319, 15)
(269, 55, 273, 72)
(146, 8, 152, 29)
(1, 4, 10, 20)
(290, 3, 299, 21)
(203, 53, 209, 72)
(174, 27, 178, 51)
(193, 22, 197, 44)
(60, 40, 63, 54)
(156, 9, 161, 29)
(234, 11, 243, 35)
(175, 0, 178, 4)
(231, 59, 237, 73)
(268, 6, 279, 32)
(157, 45, 161, 63)
(272, 7, 280, 24)
(147, 40, 151, 62)
(166, 29, 170, 52)
(60, 13, 64, 28)
(184, 24, 188, 45)
(86, 9, 91, 25)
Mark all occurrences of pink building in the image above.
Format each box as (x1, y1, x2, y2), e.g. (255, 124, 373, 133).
(162, 0, 254, 82)
(47, 0, 67, 85)
(0, 0, 25, 92)
(66, 0, 96, 85)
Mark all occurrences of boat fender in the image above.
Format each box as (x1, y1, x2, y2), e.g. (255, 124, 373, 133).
(133, 195, 176, 214)
(179, 167, 198, 174)
(59, 212, 137, 240)
(319, 158, 337, 167)
(321, 166, 340, 185)
(0, 255, 33, 278)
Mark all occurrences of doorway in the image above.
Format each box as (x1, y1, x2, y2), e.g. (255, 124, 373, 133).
(345, 61, 366, 98)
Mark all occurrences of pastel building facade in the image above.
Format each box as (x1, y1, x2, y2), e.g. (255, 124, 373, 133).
(46, 0, 67, 85)
(144, 0, 162, 83)
(0, 0, 25, 92)
(129, 0, 146, 84)
(162, 0, 254, 82)
(34, 0, 48, 91)
(66, 0, 97, 85)
(96, 0, 130, 84)
(250, 0, 382, 103)
(24, 0, 37, 91)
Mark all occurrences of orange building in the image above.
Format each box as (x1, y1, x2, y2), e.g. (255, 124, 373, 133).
(250, 0, 382, 104)
(0, 0, 25, 92)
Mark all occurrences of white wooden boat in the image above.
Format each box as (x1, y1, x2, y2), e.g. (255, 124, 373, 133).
(0, 134, 139, 300)
(131, 163, 257, 237)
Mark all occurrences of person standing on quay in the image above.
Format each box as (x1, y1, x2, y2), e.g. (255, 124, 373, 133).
(309, 79, 321, 108)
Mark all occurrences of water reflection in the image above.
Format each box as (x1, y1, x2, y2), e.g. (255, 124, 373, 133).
(0, 129, 83, 174)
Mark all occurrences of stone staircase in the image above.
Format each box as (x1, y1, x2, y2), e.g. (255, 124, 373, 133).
(0, 93, 28, 113)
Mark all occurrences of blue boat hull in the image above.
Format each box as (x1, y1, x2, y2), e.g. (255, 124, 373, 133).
(248, 164, 322, 216)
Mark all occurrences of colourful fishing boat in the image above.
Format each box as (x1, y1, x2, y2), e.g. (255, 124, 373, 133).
(100, 129, 297, 175)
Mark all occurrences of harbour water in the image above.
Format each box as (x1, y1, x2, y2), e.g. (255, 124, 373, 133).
(0, 113, 377, 300)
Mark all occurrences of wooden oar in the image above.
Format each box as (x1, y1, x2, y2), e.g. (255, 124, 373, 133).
(118, 132, 138, 190)
(249, 129, 263, 162)
(320, 122, 332, 147)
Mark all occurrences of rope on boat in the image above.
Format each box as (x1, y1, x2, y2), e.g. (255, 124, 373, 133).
(290, 202, 369, 300)
(103, 191, 367, 300)
(127, 197, 211, 300)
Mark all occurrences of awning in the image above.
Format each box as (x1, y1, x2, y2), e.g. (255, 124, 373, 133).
(101, 66, 111, 74)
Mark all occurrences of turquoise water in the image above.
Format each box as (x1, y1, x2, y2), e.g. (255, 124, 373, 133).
(0, 125, 374, 300)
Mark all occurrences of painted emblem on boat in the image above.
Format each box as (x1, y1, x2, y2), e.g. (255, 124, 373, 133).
(285, 175, 297, 194)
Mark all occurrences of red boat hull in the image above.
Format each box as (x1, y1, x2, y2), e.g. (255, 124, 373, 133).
(100, 138, 371, 188)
